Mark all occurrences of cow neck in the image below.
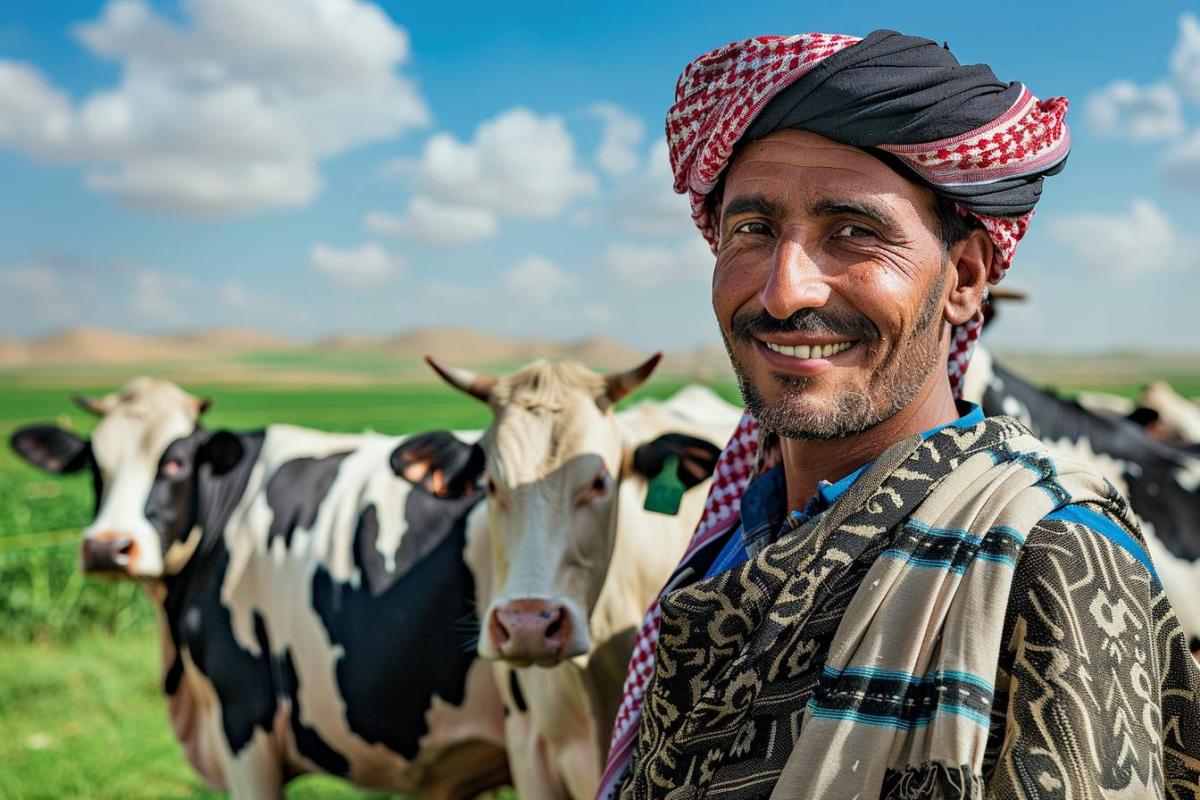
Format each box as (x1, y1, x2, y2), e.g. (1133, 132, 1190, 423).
(159, 429, 265, 689)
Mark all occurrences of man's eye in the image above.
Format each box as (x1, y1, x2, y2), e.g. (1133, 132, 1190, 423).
(732, 220, 772, 236)
(833, 223, 874, 238)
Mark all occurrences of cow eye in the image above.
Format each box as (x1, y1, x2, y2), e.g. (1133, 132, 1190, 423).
(485, 475, 497, 496)
(161, 458, 185, 478)
(579, 469, 611, 506)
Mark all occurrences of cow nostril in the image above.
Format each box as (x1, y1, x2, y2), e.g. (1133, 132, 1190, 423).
(490, 609, 512, 646)
(544, 610, 564, 640)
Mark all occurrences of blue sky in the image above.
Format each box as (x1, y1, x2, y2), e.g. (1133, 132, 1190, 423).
(0, 0, 1197, 353)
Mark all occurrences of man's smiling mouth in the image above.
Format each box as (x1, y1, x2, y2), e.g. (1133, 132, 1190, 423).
(761, 340, 855, 359)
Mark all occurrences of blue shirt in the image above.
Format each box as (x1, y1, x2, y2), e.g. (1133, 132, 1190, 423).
(701, 403, 1146, 579)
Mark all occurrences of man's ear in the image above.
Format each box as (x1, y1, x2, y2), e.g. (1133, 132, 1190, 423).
(10, 426, 91, 474)
(944, 228, 992, 328)
(198, 431, 244, 477)
(390, 431, 485, 498)
(629, 432, 722, 490)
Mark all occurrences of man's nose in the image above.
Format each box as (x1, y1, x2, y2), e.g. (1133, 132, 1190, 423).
(759, 237, 830, 320)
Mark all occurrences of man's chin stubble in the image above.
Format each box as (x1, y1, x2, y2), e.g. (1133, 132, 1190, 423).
(723, 334, 941, 441)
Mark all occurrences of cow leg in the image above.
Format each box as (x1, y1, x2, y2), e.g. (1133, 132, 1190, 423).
(415, 742, 511, 800)
(504, 712, 569, 800)
(225, 729, 284, 800)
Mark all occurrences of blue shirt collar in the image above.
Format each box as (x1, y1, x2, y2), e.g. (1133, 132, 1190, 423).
(738, 402, 986, 536)
(814, 401, 985, 507)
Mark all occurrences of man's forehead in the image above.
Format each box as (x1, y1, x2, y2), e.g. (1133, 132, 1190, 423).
(722, 129, 931, 209)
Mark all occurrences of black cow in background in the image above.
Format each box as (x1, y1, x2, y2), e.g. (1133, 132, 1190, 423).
(963, 344, 1200, 651)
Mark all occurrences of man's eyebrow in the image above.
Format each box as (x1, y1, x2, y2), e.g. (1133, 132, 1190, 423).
(810, 198, 898, 230)
(720, 194, 785, 228)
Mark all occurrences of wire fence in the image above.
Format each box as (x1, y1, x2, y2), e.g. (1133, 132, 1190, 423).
(0, 528, 80, 553)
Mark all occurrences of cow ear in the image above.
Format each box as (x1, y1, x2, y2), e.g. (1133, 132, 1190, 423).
(391, 431, 485, 498)
(1127, 406, 1160, 427)
(198, 431, 244, 477)
(629, 432, 721, 490)
(10, 425, 91, 474)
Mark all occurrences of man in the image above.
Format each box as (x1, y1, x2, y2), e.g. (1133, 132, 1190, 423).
(600, 30, 1200, 800)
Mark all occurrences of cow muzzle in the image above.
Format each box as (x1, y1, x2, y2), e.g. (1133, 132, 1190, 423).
(488, 599, 578, 666)
(81, 535, 138, 575)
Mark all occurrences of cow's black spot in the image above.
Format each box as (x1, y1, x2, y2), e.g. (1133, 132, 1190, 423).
(355, 486, 477, 597)
(163, 432, 280, 756)
(983, 363, 1200, 561)
(312, 488, 483, 760)
(1190, 636, 1200, 654)
(508, 669, 528, 713)
(632, 432, 722, 489)
(276, 648, 350, 775)
(266, 453, 350, 547)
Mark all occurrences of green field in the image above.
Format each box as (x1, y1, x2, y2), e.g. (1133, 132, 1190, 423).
(0, 372, 739, 799)
(3, 359, 1197, 799)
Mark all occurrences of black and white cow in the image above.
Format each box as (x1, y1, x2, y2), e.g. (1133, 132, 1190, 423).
(11, 377, 510, 799)
(963, 346, 1200, 649)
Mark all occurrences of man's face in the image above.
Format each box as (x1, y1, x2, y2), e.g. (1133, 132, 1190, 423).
(713, 129, 952, 440)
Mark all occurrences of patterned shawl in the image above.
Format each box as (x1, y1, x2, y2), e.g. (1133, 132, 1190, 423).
(604, 415, 1199, 799)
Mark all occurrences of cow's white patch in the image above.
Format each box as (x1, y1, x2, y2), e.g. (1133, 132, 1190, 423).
(1140, 520, 1200, 642)
(1172, 458, 1200, 492)
(1045, 435, 1133, 497)
(959, 344, 993, 405)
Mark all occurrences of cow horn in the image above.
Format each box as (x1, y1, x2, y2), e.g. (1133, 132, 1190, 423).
(601, 353, 662, 408)
(197, 397, 214, 416)
(72, 394, 110, 417)
(988, 286, 1027, 302)
(425, 356, 497, 404)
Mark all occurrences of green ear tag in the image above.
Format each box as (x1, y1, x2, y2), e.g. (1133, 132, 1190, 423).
(644, 454, 685, 516)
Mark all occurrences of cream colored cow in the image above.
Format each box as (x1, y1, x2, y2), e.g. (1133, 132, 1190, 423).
(430, 355, 741, 800)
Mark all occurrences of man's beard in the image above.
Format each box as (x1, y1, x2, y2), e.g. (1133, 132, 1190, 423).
(722, 269, 947, 440)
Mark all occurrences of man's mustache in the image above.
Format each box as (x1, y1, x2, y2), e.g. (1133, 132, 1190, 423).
(731, 308, 880, 342)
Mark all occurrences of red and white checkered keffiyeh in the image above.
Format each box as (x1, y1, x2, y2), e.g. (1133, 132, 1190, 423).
(599, 31, 1070, 798)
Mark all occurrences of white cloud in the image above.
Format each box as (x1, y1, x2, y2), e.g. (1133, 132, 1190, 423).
(0, 0, 428, 215)
(1086, 81, 1183, 142)
(411, 107, 596, 219)
(364, 195, 499, 245)
(1172, 12, 1200, 104)
(217, 280, 255, 312)
(1161, 129, 1200, 191)
(609, 139, 695, 236)
(310, 241, 405, 288)
(590, 103, 644, 177)
(131, 269, 190, 321)
(0, 259, 202, 329)
(501, 255, 575, 306)
(1048, 198, 1192, 278)
(602, 237, 714, 290)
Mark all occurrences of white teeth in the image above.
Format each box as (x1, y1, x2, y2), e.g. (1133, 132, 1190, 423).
(764, 340, 854, 358)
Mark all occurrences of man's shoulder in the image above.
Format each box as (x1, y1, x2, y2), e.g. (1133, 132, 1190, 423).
(1020, 502, 1159, 589)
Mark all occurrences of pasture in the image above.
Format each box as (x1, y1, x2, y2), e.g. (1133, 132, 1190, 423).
(0, 369, 738, 799)
(1, 353, 1196, 798)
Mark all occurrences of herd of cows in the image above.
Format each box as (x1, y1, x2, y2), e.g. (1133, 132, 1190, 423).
(9, 346, 1200, 799)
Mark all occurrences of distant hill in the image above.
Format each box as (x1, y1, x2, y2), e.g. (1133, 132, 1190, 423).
(3, 325, 1196, 395)
(0, 325, 723, 382)
(313, 328, 648, 369)
(164, 327, 296, 351)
